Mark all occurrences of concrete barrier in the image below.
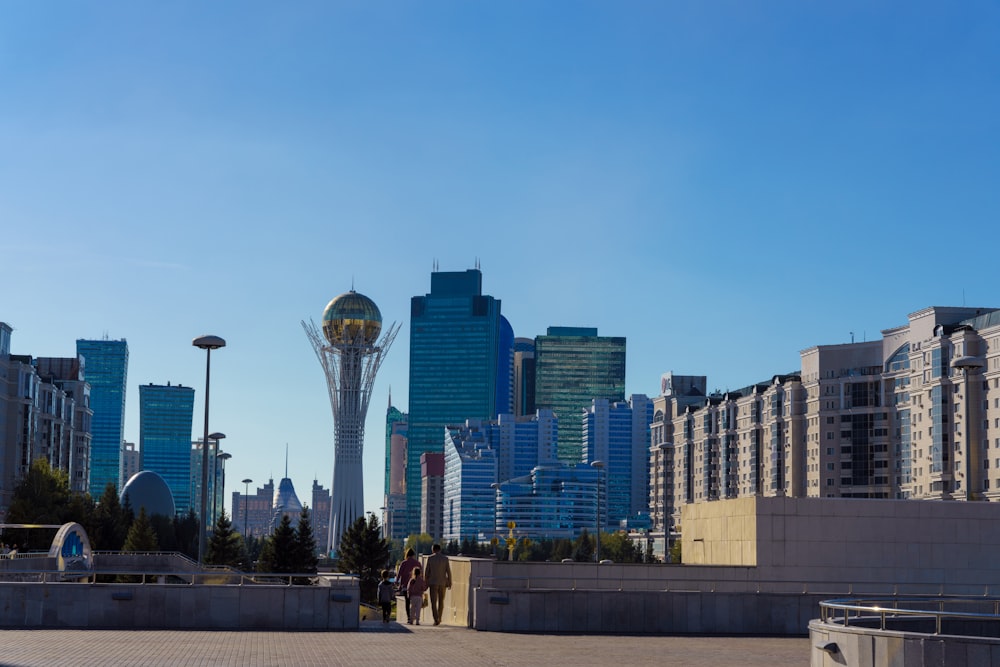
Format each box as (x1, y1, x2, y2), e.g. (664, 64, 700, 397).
(0, 580, 360, 630)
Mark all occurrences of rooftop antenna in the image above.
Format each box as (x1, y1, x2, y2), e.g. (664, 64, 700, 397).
(388, 385, 392, 409)
(850, 331, 854, 344)
(433, 259, 439, 272)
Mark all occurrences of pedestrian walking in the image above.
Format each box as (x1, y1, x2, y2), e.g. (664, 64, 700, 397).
(423, 543, 452, 625)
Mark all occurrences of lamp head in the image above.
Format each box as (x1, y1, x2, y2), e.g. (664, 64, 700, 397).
(193, 335, 226, 350)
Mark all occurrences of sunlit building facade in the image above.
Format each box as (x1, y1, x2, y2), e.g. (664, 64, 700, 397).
(534, 327, 625, 464)
(407, 268, 501, 536)
(139, 382, 195, 515)
(494, 464, 602, 541)
(76, 338, 128, 496)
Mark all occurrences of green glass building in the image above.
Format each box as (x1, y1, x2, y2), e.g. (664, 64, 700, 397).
(407, 268, 501, 537)
(534, 327, 626, 464)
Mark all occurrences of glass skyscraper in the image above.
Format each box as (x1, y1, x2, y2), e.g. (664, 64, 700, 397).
(407, 268, 501, 536)
(534, 327, 626, 464)
(139, 382, 195, 515)
(76, 338, 129, 496)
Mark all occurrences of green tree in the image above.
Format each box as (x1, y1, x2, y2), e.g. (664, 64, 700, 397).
(122, 508, 159, 552)
(257, 514, 296, 574)
(207, 510, 245, 568)
(604, 532, 643, 563)
(668, 539, 682, 564)
(172, 509, 199, 559)
(338, 513, 390, 603)
(4, 459, 94, 550)
(92, 482, 129, 551)
(572, 528, 595, 562)
(403, 532, 434, 557)
(292, 508, 318, 577)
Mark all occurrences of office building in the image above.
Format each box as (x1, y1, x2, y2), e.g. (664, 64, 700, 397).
(383, 398, 408, 541)
(139, 382, 195, 515)
(420, 452, 445, 541)
(496, 316, 515, 416)
(583, 395, 652, 530)
(76, 338, 128, 496)
(534, 327, 625, 464)
(190, 436, 228, 529)
(513, 337, 536, 417)
(442, 425, 497, 543)
(494, 464, 602, 541)
(120, 441, 139, 489)
(407, 268, 501, 536)
(310, 480, 331, 552)
(232, 478, 276, 539)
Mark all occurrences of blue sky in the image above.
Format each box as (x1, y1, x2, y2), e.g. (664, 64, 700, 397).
(2, 2, 998, 519)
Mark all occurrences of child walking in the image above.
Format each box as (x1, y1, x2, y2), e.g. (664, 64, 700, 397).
(406, 566, 428, 625)
(376, 569, 394, 623)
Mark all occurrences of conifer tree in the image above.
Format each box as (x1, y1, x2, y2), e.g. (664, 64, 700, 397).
(257, 514, 296, 573)
(293, 507, 318, 575)
(207, 510, 245, 568)
(122, 508, 159, 553)
(338, 513, 389, 603)
(92, 482, 128, 551)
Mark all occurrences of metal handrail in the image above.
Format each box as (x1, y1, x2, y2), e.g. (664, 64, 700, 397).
(475, 574, 997, 598)
(0, 567, 357, 586)
(818, 597, 1000, 636)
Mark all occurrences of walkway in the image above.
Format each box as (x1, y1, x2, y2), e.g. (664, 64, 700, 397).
(0, 623, 809, 666)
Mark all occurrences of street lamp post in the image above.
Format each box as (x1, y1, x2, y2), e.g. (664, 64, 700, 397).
(242, 478, 253, 539)
(591, 460, 605, 563)
(953, 356, 985, 501)
(208, 432, 226, 529)
(193, 334, 226, 565)
(216, 451, 231, 525)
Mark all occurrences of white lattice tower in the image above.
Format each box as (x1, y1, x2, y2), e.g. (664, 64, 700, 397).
(303, 318, 399, 555)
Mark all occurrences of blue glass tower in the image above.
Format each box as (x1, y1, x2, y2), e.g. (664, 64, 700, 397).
(139, 383, 195, 515)
(76, 338, 129, 496)
(407, 268, 501, 536)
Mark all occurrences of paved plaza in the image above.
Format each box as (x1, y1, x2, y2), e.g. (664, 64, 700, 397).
(0, 624, 810, 666)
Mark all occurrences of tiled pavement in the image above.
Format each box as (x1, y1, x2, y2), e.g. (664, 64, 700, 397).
(0, 623, 810, 666)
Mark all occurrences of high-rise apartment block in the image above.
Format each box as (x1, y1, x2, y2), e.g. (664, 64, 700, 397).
(407, 268, 501, 536)
(76, 338, 128, 496)
(535, 327, 625, 464)
(120, 441, 139, 488)
(649, 306, 1000, 548)
(1, 324, 93, 516)
(139, 382, 195, 515)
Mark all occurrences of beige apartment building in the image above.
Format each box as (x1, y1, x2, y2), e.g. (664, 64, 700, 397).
(650, 306, 1000, 548)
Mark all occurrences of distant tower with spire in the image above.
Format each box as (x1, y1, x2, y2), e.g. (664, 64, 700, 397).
(303, 290, 399, 555)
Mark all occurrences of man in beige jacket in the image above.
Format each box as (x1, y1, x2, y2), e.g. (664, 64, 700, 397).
(423, 543, 452, 625)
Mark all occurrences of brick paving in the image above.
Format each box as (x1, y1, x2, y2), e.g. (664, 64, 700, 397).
(0, 623, 810, 666)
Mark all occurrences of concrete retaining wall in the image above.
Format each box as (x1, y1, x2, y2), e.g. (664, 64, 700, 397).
(471, 588, 824, 634)
(809, 620, 1000, 666)
(0, 581, 359, 630)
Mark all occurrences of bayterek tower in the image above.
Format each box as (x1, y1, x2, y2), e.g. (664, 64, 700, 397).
(303, 291, 398, 556)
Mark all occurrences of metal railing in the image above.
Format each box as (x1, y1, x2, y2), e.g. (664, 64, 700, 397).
(475, 573, 1000, 598)
(819, 597, 1000, 637)
(0, 567, 357, 587)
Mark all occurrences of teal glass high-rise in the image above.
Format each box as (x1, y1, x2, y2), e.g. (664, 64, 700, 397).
(139, 383, 195, 515)
(77, 338, 129, 496)
(407, 268, 501, 536)
(534, 327, 626, 464)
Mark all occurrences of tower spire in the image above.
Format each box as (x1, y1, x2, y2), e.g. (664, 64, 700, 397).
(285, 444, 289, 478)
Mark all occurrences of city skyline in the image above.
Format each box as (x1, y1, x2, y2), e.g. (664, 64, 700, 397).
(2, 3, 998, 521)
